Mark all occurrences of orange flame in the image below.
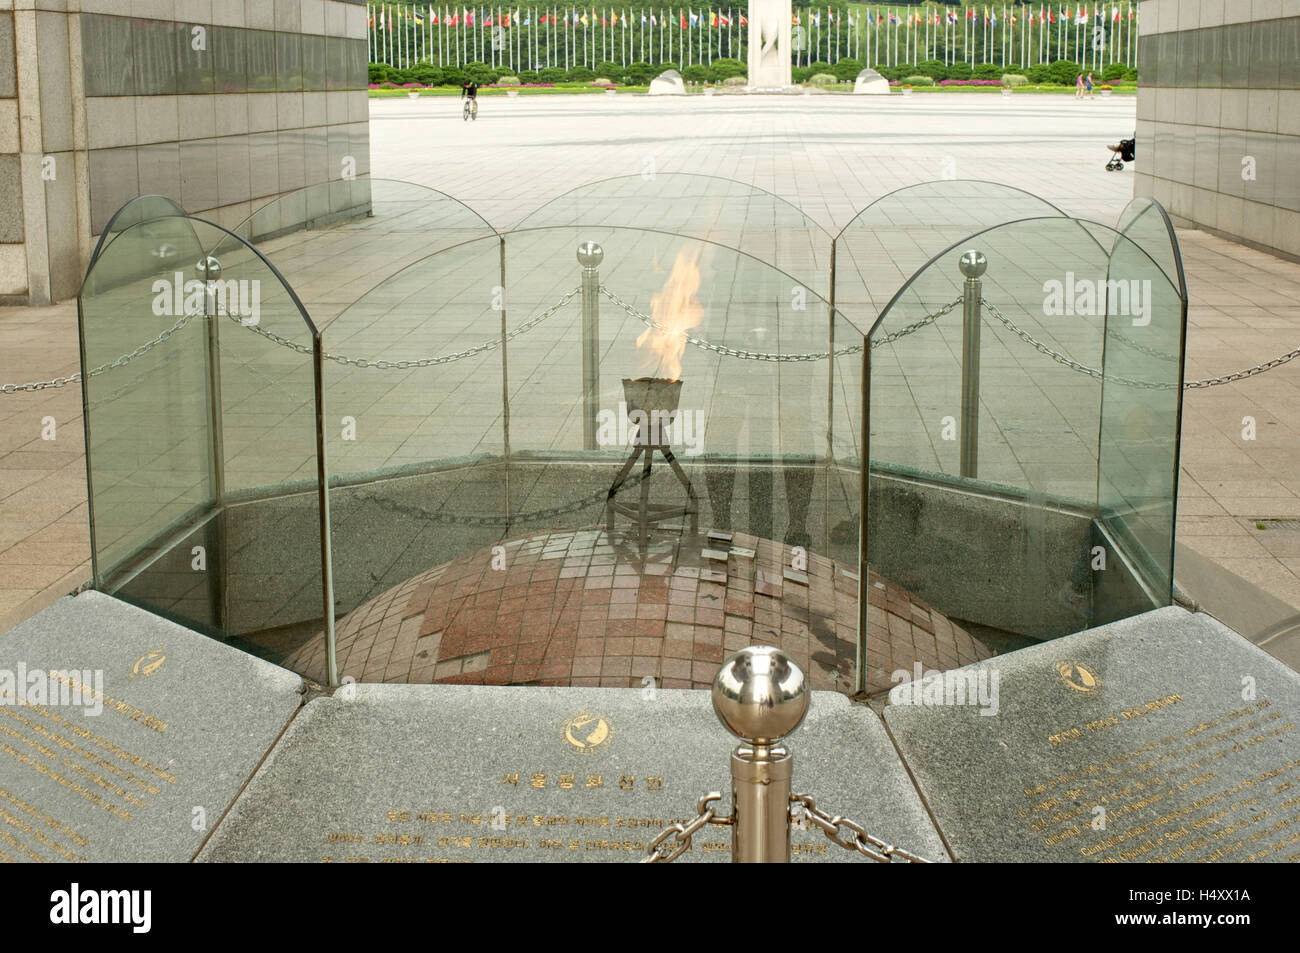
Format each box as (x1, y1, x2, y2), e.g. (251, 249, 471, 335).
(637, 248, 702, 381)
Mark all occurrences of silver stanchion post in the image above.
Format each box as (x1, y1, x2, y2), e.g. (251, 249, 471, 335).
(959, 250, 987, 479)
(711, 646, 809, 863)
(577, 241, 603, 451)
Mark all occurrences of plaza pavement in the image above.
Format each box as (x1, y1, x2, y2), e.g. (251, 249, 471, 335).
(1, 92, 1298, 658)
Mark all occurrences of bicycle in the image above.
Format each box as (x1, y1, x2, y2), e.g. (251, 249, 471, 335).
(463, 98, 477, 121)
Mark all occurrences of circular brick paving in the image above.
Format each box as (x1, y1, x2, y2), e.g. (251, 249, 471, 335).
(284, 529, 994, 695)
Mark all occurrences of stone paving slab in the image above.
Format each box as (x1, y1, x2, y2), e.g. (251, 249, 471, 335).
(197, 682, 949, 863)
(883, 606, 1300, 863)
(0, 591, 302, 862)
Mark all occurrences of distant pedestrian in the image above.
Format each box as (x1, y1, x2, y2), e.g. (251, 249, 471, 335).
(1076, 73, 1085, 99)
(1085, 72, 1095, 99)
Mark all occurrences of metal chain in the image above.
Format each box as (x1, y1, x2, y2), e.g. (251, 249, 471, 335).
(0, 308, 199, 394)
(790, 794, 932, 863)
(230, 287, 580, 369)
(364, 464, 656, 529)
(601, 285, 962, 361)
(641, 792, 726, 863)
(982, 298, 1299, 390)
(1, 288, 579, 395)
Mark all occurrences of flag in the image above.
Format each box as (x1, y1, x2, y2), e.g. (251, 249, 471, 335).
(739, 14, 746, 25)
(680, 12, 686, 28)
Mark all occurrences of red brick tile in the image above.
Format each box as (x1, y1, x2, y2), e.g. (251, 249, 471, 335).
(511, 662, 542, 682)
(605, 636, 635, 656)
(601, 656, 632, 676)
(632, 636, 663, 656)
(575, 637, 605, 657)
(662, 658, 692, 680)
(693, 643, 724, 663)
(489, 646, 518, 667)
(540, 658, 572, 679)
(663, 638, 694, 660)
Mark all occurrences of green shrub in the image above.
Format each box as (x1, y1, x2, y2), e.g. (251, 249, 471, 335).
(1102, 62, 1128, 82)
(1047, 59, 1082, 86)
(973, 63, 1002, 80)
(566, 65, 595, 81)
(681, 64, 709, 82)
(386, 67, 413, 85)
(368, 62, 388, 84)
(806, 60, 833, 78)
(594, 60, 621, 80)
(832, 57, 863, 81)
(710, 57, 746, 80)
(462, 61, 496, 84)
(903, 75, 935, 87)
(438, 67, 465, 86)
(1002, 74, 1029, 88)
(1026, 63, 1053, 84)
(411, 62, 442, 86)
(946, 62, 973, 80)
(517, 70, 539, 84)
(625, 61, 656, 84)
(792, 66, 814, 83)
(537, 67, 566, 83)
(915, 59, 948, 81)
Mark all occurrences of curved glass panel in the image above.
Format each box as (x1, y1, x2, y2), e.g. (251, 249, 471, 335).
(865, 215, 1183, 648)
(80, 215, 325, 666)
(515, 174, 832, 298)
(216, 179, 499, 326)
(834, 180, 1069, 326)
(83, 195, 194, 289)
(80, 215, 212, 586)
(1097, 209, 1188, 616)
(1115, 196, 1187, 299)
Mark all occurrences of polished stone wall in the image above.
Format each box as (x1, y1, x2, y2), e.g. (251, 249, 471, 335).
(1135, 0, 1300, 260)
(0, 8, 25, 300)
(0, 0, 370, 306)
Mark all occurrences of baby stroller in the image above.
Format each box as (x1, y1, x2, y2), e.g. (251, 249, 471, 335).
(1107, 135, 1136, 171)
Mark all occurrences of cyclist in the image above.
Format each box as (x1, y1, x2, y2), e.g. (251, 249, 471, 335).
(461, 79, 479, 119)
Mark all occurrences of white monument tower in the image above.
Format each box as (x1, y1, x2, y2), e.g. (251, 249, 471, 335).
(747, 0, 793, 90)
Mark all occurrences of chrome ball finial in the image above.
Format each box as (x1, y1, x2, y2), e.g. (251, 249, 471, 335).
(197, 255, 222, 281)
(711, 646, 809, 746)
(958, 249, 987, 279)
(576, 241, 604, 270)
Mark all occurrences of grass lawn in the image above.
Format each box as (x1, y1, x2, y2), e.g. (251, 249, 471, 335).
(370, 85, 651, 96)
(370, 83, 1136, 97)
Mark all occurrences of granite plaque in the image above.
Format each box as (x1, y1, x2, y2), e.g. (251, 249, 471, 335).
(199, 685, 948, 863)
(0, 592, 302, 862)
(884, 607, 1300, 863)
